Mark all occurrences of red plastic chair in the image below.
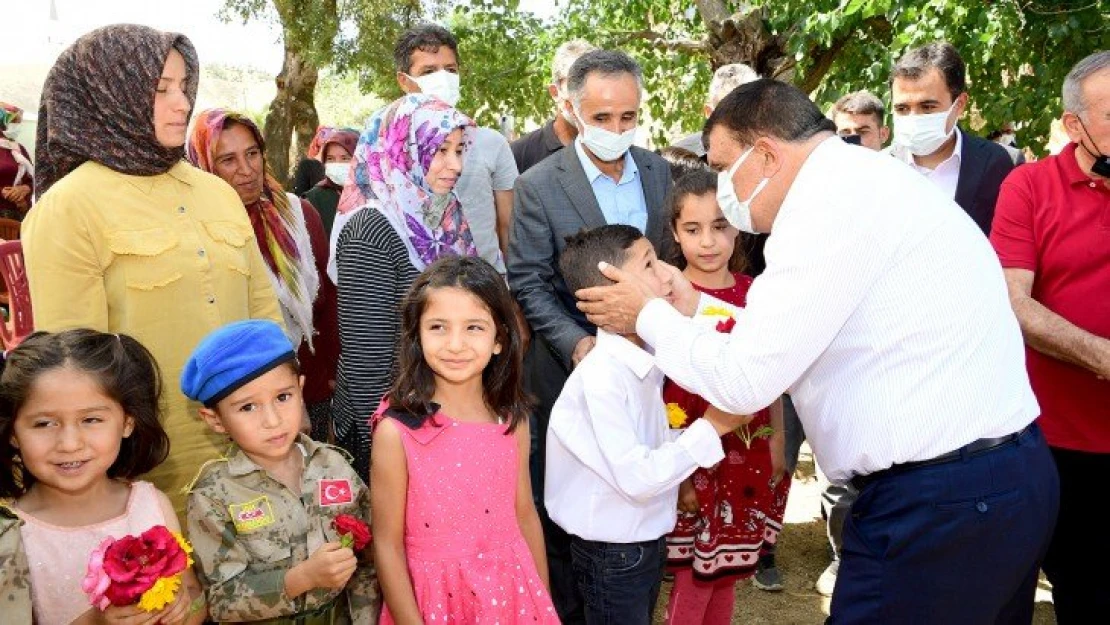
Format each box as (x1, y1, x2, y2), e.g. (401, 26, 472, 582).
(0, 240, 33, 351)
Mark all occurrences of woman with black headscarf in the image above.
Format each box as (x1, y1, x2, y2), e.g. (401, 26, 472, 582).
(21, 24, 282, 515)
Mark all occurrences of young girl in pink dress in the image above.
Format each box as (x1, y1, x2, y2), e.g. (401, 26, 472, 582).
(0, 330, 204, 625)
(662, 170, 790, 625)
(371, 256, 559, 624)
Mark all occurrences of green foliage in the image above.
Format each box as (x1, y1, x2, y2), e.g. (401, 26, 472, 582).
(450, 0, 1109, 152)
(315, 71, 388, 127)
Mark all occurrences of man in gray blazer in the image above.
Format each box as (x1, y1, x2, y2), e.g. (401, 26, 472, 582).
(506, 49, 672, 624)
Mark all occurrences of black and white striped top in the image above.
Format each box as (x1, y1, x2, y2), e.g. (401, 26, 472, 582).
(331, 207, 419, 480)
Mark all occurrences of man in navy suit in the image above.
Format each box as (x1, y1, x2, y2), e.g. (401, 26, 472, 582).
(888, 42, 1014, 235)
(507, 49, 672, 624)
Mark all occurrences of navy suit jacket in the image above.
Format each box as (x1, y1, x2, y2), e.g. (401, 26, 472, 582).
(955, 131, 1015, 235)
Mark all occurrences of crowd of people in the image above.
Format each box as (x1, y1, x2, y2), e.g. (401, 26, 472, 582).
(0, 17, 1106, 625)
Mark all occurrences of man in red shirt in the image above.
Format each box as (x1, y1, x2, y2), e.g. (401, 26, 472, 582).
(991, 50, 1110, 623)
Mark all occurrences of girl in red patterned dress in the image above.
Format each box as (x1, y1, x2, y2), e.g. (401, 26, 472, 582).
(662, 169, 790, 624)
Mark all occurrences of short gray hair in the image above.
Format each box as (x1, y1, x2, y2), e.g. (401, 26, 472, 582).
(1063, 50, 1110, 117)
(832, 90, 886, 126)
(708, 63, 759, 108)
(567, 50, 643, 109)
(552, 39, 598, 85)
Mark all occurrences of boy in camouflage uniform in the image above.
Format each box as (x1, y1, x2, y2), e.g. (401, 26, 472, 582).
(181, 320, 378, 624)
(0, 504, 32, 623)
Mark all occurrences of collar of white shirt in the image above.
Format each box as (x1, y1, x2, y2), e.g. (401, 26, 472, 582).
(573, 138, 639, 185)
(890, 127, 964, 175)
(595, 329, 655, 379)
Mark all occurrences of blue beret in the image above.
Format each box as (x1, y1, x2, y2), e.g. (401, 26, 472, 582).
(181, 320, 297, 407)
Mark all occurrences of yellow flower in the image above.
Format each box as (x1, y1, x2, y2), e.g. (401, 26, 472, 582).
(172, 530, 195, 567)
(666, 403, 688, 429)
(700, 306, 733, 319)
(138, 574, 182, 612)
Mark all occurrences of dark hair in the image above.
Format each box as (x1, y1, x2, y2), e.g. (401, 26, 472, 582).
(704, 79, 837, 151)
(0, 330, 169, 498)
(891, 42, 966, 102)
(567, 49, 643, 107)
(559, 225, 644, 294)
(659, 146, 709, 180)
(291, 157, 325, 196)
(389, 257, 530, 431)
(832, 90, 886, 127)
(665, 170, 747, 274)
(394, 23, 458, 74)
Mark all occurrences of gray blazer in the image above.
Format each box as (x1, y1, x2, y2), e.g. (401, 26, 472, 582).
(507, 144, 672, 369)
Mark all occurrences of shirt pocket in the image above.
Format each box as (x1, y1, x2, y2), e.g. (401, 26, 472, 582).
(202, 220, 254, 278)
(240, 532, 294, 565)
(106, 227, 183, 291)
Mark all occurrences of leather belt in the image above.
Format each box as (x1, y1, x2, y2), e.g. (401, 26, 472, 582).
(850, 424, 1032, 492)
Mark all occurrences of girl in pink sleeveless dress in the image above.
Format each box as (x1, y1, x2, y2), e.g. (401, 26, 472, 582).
(0, 330, 205, 625)
(371, 256, 559, 623)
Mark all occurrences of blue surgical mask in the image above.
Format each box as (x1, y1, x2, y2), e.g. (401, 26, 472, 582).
(717, 146, 770, 234)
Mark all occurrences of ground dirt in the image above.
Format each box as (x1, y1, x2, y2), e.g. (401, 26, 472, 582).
(652, 448, 1058, 624)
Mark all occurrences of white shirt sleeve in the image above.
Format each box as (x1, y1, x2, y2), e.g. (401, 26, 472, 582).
(637, 202, 889, 416)
(551, 375, 724, 503)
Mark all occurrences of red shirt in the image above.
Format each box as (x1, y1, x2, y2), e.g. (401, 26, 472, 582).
(990, 143, 1110, 452)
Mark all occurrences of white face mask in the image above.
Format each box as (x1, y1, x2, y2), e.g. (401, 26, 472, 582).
(1, 122, 20, 140)
(717, 146, 770, 235)
(325, 162, 349, 186)
(574, 107, 636, 162)
(996, 132, 1016, 147)
(408, 70, 461, 107)
(892, 101, 958, 156)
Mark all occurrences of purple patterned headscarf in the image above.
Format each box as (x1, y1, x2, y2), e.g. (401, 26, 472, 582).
(337, 94, 478, 270)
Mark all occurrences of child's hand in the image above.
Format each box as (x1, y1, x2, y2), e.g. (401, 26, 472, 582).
(677, 478, 699, 514)
(301, 542, 358, 590)
(90, 603, 167, 625)
(703, 405, 754, 436)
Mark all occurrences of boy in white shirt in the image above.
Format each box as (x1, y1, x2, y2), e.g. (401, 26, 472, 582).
(545, 224, 751, 625)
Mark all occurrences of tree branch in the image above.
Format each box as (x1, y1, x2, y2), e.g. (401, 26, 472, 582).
(797, 15, 891, 93)
(612, 29, 712, 54)
(695, 0, 729, 28)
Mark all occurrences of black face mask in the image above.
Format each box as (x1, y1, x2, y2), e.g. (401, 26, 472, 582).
(1076, 116, 1110, 178)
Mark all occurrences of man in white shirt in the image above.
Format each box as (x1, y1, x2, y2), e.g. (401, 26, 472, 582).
(545, 225, 748, 625)
(575, 79, 1058, 624)
(888, 42, 1014, 235)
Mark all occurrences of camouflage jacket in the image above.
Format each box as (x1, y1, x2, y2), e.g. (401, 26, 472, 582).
(186, 435, 378, 623)
(0, 504, 32, 623)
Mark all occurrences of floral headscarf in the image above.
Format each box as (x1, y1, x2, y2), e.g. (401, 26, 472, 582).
(186, 108, 320, 349)
(307, 125, 335, 161)
(34, 24, 199, 199)
(337, 94, 478, 271)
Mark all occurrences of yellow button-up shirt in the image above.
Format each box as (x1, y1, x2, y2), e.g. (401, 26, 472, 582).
(22, 160, 282, 516)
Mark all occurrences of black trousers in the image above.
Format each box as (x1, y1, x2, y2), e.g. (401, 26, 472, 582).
(524, 337, 582, 623)
(1043, 446, 1110, 623)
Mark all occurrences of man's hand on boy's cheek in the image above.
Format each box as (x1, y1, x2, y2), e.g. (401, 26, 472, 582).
(575, 262, 653, 334)
(656, 260, 699, 317)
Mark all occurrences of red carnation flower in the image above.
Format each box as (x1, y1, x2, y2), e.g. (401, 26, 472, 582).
(333, 514, 371, 551)
(715, 317, 736, 333)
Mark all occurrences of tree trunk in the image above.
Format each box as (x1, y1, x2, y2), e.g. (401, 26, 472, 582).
(263, 43, 320, 185)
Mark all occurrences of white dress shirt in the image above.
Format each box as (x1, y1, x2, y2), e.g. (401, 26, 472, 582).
(890, 128, 964, 200)
(545, 330, 725, 543)
(637, 137, 1038, 483)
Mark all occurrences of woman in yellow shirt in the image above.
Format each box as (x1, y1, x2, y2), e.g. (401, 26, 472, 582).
(22, 24, 282, 515)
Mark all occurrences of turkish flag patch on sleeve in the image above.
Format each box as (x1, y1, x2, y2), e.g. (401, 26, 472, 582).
(319, 479, 354, 506)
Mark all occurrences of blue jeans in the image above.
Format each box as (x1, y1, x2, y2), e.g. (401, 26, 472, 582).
(570, 536, 666, 625)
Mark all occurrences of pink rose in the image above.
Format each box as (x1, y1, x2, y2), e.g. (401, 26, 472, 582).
(82, 537, 115, 610)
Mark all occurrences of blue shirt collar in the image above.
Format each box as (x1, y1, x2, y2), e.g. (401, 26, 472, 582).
(574, 138, 639, 185)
